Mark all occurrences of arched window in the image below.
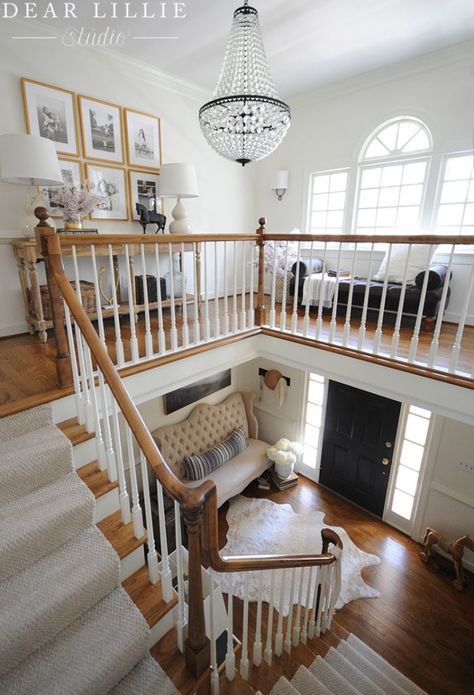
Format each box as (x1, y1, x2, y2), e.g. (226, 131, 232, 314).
(354, 117, 432, 235)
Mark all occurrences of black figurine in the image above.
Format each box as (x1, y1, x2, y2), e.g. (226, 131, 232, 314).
(135, 203, 167, 234)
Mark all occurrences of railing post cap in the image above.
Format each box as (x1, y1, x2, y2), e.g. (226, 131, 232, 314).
(258, 217, 267, 228)
(34, 206, 53, 229)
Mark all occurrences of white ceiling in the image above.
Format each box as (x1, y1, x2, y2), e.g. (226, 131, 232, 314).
(52, 0, 474, 97)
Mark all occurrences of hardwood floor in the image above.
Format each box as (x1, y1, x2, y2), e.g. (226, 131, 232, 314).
(216, 476, 474, 695)
(0, 295, 473, 417)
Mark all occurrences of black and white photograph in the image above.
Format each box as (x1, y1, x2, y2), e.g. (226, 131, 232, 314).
(39, 159, 83, 217)
(86, 163, 129, 220)
(125, 109, 161, 170)
(128, 170, 161, 221)
(79, 96, 124, 164)
(22, 78, 79, 156)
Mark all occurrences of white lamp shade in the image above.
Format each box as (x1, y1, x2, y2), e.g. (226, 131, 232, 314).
(272, 170, 289, 190)
(0, 134, 63, 186)
(160, 163, 199, 199)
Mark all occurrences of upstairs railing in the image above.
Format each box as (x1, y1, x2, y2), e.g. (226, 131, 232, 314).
(36, 212, 343, 686)
(37, 211, 474, 390)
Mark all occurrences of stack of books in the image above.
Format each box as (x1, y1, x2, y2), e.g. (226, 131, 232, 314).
(257, 471, 271, 490)
(271, 471, 299, 491)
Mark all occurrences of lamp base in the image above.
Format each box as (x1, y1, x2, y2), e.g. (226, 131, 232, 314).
(169, 198, 192, 234)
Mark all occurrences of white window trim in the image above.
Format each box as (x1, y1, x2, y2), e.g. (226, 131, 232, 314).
(430, 149, 474, 243)
(359, 116, 433, 163)
(306, 166, 351, 236)
(297, 371, 328, 483)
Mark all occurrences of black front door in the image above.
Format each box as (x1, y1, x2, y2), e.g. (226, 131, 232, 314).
(319, 381, 401, 517)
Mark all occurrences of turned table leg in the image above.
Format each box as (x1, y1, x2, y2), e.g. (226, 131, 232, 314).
(28, 259, 48, 343)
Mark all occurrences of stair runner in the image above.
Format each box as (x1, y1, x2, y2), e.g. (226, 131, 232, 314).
(270, 633, 426, 695)
(0, 404, 177, 694)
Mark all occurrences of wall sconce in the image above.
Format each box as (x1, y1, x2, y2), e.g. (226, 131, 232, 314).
(272, 170, 289, 201)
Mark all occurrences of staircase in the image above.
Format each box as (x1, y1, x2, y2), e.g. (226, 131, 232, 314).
(0, 404, 178, 694)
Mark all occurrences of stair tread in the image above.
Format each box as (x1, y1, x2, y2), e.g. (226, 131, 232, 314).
(123, 566, 177, 628)
(77, 460, 119, 498)
(337, 641, 408, 695)
(109, 654, 179, 694)
(269, 676, 300, 695)
(310, 654, 363, 694)
(57, 417, 95, 446)
(326, 646, 386, 695)
(98, 511, 147, 559)
(291, 665, 333, 695)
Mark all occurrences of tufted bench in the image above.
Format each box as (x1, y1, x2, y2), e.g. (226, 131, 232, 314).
(152, 392, 271, 507)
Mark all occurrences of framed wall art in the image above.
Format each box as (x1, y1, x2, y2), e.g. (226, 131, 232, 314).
(39, 158, 83, 218)
(124, 108, 162, 171)
(78, 95, 124, 164)
(22, 78, 79, 156)
(128, 169, 161, 221)
(86, 163, 129, 221)
(163, 370, 232, 415)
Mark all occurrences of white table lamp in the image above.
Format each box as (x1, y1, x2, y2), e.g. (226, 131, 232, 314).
(0, 134, 63, 186)
(159, 163, 199, 234)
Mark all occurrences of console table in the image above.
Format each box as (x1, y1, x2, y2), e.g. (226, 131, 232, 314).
(12, 238, 201, 342)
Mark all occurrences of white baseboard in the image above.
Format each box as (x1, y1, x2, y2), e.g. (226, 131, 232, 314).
(0, 323, 29, 337)
(443, 312, 474, 326)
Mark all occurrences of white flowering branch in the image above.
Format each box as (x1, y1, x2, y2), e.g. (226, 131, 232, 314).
(52, 185, 104, 220)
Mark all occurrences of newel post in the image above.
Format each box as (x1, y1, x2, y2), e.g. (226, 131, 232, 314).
(255, 216, 267, 326)
(35, 207, 72, 388)
(183, 505, 211, 677)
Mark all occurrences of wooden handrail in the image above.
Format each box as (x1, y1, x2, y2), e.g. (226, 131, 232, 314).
(57, 232, 260, 247)
(264, 233, 474, 244)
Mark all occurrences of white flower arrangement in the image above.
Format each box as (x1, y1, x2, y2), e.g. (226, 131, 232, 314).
(267, 438, 303, 477)
(52, 184, 103, 221)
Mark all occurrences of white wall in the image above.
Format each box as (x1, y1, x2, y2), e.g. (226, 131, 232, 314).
(254, 42, 474, 323)
(0, 19, 257, 336)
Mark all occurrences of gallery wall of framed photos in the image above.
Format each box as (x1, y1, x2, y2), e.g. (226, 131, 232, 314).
(21, 77, 163, 225)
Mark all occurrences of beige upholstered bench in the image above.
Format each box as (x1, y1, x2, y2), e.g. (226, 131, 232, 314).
(152, 392, 271, 507)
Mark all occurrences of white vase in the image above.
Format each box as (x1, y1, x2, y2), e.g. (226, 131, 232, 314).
(165, 256, 184, 299)
(274, 460, 294, 480)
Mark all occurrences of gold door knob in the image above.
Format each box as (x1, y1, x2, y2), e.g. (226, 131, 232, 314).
(382, 457, 390, 466)
(385, 441, 392, 448)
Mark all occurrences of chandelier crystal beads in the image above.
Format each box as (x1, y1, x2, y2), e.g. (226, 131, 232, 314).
(199, 1, 291, 166)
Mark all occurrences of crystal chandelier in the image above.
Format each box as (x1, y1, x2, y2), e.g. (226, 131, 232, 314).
(199, 0, 291, 166)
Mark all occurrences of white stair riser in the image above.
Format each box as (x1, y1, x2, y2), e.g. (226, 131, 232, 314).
(51, 396, 76, 424)
(94, 489, 120, 523)
(149, 612, 174, 648)
(120, 546, 146, 581)
(73, 438, 98, 470)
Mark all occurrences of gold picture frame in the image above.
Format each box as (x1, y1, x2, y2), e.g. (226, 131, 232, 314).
(39, 158, 84, 219)
(86, 163, 129, 221)
(22, 77, 80, 157)
(124, 108, 162, 171)
(78, 95, 125, 165)
(128, 169, 162, 222)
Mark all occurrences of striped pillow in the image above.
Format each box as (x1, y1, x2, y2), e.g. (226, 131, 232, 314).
(183, 426, 247, 481)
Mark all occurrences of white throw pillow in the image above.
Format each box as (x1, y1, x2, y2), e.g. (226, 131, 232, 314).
(373, 244, 437, 284)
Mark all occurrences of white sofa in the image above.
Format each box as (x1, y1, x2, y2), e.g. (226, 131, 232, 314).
(152, 392, 271, 507)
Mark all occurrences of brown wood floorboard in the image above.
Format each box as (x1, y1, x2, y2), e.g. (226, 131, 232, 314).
(0, 295, 473, 416)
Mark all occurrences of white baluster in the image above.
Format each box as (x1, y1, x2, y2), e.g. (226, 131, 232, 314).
(249, 241, 255, 328)
(241, 240, 247, 331)
(390, 244, 412, 359)
(269, 241, 278, 328)
(139, 451, 160, 584)
(232, 240, 239, 333)
(214, 241, 220, 338)
(125, 424, 144, 539)
(292, 566, 306, 646)
(307, 566, 320, 639)
(315, 243, 328, 341)
(284, 567, 296, 654)
(124, 244, 139, 363)
(202, 242, 211, 341)
(110, 399, 131, 525)
(174, 501, 186, 654)
(274, 568, 286, 656)
(321, 564, 334, 633)
(409, 245, 434, 363)
(63, 303, 84, 425)
(253, 572, 263, 666)
(264, 570, 276, 665)
(223, 241, 229, 336)
(71, 246, 93, 431)
(140, 244, 153, 358)
(449, 255, 474, 373)
(343, 243, 359, 347)
(279, 241, 290, 332)
(83, 343, 106, 470)
(240, 573, 250, 680)
(303, 242, 315, 337)
(107, 245, 125, 366)
(291, 240, 302, 333)
(328, 242, 343, 343)
(428, 245, 455, 368)
(357, 243, 375, 351)
(301, 566, 314, 644)
(180, 242, 190, 347)
(225, 574, 235, 680)
(209, 567, 220, 695)
(153, 244, 167, 354)
(373, 243, 393, 354)
(167, 245, 179, 351)
(156, 481, 173, 602)
(192, 242, 201, 344)
(315, 565, 328, 636)
(90, 246, 107, 354)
